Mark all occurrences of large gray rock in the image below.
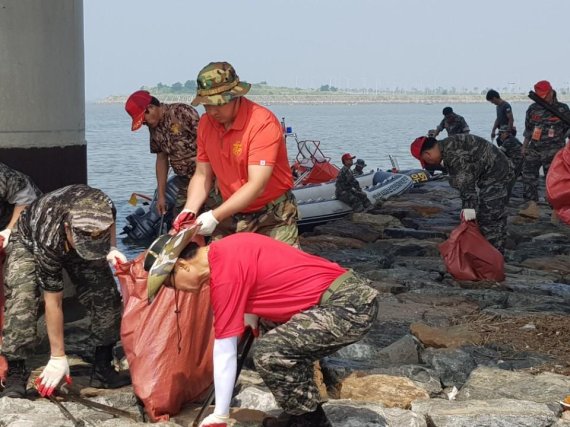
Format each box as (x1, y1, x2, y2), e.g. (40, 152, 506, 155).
(233, 386, 279, 412)
(420, 348, 476, 388)
(412, 398, 557, 427)
(323, 399, 428, 427)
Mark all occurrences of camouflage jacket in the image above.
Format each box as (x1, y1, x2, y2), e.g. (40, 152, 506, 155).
(149, 103, 200, 177)
(440, 134, 511, 209)
(0, 162, 41, 229)
(523, 100, 570, 145)
(16, 185, 116, 292)
(335, 166, 362, 196)
(437, 113, 470, 136)
(498, 135, 523, 171)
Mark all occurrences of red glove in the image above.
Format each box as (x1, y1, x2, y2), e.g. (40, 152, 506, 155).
(172, 209, 196, 232)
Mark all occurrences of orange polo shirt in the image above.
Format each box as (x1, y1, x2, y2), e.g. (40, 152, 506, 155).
(196, 97, 293, 213)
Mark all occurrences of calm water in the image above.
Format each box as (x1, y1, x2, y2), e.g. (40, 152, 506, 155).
(86, 102, 530, 257)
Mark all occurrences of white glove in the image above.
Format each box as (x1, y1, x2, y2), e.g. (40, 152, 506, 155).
(199, 413, 231, 427)
(196, 210, 219, 236)
(37, 355, 71, 397)
(106, 246, 127, 266)
(461, 209, 477, 221)
(244, 313, 259, 337)
(0, 228, 11, 248)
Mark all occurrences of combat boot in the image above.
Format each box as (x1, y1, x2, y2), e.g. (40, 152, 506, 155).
(0, 359, 28, 398)
(518, 201, 540, 219)
(89, 345, 131, 389)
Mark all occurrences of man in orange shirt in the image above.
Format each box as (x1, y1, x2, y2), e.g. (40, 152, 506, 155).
(172, 62, 299, 246)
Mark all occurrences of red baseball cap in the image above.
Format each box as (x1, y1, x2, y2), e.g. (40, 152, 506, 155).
(125, 90, 152, 131)
(534, 80, 552, 99)
(341, 153, 356, 162)
(410, 136, 427, 168)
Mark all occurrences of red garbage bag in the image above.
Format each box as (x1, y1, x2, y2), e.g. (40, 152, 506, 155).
(546, 143, 570, 225)
(116, 253, 215, 421)
(0, 236, 7, 382)
(438, 221, 505, 282)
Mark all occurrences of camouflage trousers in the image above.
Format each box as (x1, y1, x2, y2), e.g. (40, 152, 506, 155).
(211, 190, 299, 247)
(478, 181, 508, 253)
(173, 175, 222, 216)
(253, 272, 379, 414)
(336, 189, 371, 212)
(1, 235, 122, 361)
(522, 141, 565, 202)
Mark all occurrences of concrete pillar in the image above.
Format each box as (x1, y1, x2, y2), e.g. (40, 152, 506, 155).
(0, 0, 86, 192)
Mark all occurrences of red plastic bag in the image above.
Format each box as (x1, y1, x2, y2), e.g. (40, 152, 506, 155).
(438, 221, 505, 282)
(0, 236, 7, 382)
(546, 144, 570, 224)
(116, 253, 215, 421)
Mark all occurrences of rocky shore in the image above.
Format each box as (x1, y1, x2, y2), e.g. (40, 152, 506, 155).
(2, 177, 570, 426)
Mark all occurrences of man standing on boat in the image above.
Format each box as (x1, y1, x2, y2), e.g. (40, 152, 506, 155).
(0, 185, 130, 398)
(0, 162, 42, 249)
(518, 80, 570, 220)
(172, 61, 299, 247)
(335, 153, 372, 213)
(433, 107, 470, 137)
(486, 89, 516, 141)
(125, 90, 201, 216)
(410, 135, 512, 252)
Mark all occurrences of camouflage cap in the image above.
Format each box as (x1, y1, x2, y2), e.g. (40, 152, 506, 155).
(191, 62, 251, 107)
(146, 224, 202, 303)
(69, 193, 114, 261)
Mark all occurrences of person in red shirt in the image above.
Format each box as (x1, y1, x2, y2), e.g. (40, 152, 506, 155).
(146, 230, 378, 427)
(172, 62, 299, 247)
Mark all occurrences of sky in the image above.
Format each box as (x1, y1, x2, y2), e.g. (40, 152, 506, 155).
(84, 0, 570, 101)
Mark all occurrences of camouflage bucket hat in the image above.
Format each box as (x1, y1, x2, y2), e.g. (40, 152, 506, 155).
(191, 62, 251, 107)
(146, 224, 201, 303)
(69, 201, 114, 261)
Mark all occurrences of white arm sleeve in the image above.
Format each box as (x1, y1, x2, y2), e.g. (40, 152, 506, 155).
(213, 336, 238, 417)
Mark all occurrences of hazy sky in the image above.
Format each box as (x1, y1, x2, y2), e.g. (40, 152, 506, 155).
(84, 0, 570, 101)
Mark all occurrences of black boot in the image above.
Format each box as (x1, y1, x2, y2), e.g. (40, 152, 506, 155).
(89, 345, 131, 389)
(0, 359, 28, 398)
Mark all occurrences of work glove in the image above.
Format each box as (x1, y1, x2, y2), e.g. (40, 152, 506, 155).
(196, 210, 219, 236)
(107, 246, 127, 266)
(172, 209, 196, 232)
(36, 355, 71, 397)
(461, 209, 477, 221)
(199, 413, 231, 427)
(244, 314, 260, 337)
(0, 228, 11, 248)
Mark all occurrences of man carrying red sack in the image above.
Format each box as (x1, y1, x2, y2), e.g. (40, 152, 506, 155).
(146, 230, 379, 427)
(410, 134, 512, 253)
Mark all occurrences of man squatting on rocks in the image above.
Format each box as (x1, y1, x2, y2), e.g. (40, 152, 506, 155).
(172, 61, 299, 246)
(411, 134, 513, 253)
(125, 89, 202, 215)
(0, 185, 130, 398)
(432, 106, 470, 138)
(0, 162, 42, 248)
(146, 230, 379, 427)
(518, 80, 570, 221)
(335, 153, 372, 212)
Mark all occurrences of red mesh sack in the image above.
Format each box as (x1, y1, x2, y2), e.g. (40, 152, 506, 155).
(546, 144, 570, 224)
(0, 236, 6, 382)
(116, 253, 215, 421)
(438, 221, 505, 282)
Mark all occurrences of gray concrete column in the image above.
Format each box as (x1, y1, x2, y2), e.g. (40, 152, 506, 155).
(0, 0, 86, 192)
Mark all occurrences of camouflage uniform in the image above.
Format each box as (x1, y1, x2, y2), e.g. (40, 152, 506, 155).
(0, 162, 41, 229)
(436, 113, 470, 136)
(253, 271, 378, 414)
(150, 103, 200, 214)
(497, 134, 524, 201)
(335, 166, 371, 212)
(1, 185, 122, 361)
(211, 191, 300, 247)
(440, 134, 512, 252)
(522, 100, 570, 202)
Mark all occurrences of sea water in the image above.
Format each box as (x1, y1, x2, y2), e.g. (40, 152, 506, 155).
(86, 102, 530, 257)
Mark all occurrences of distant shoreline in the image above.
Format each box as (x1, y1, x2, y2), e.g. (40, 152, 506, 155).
(98, 93, 569, 105)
